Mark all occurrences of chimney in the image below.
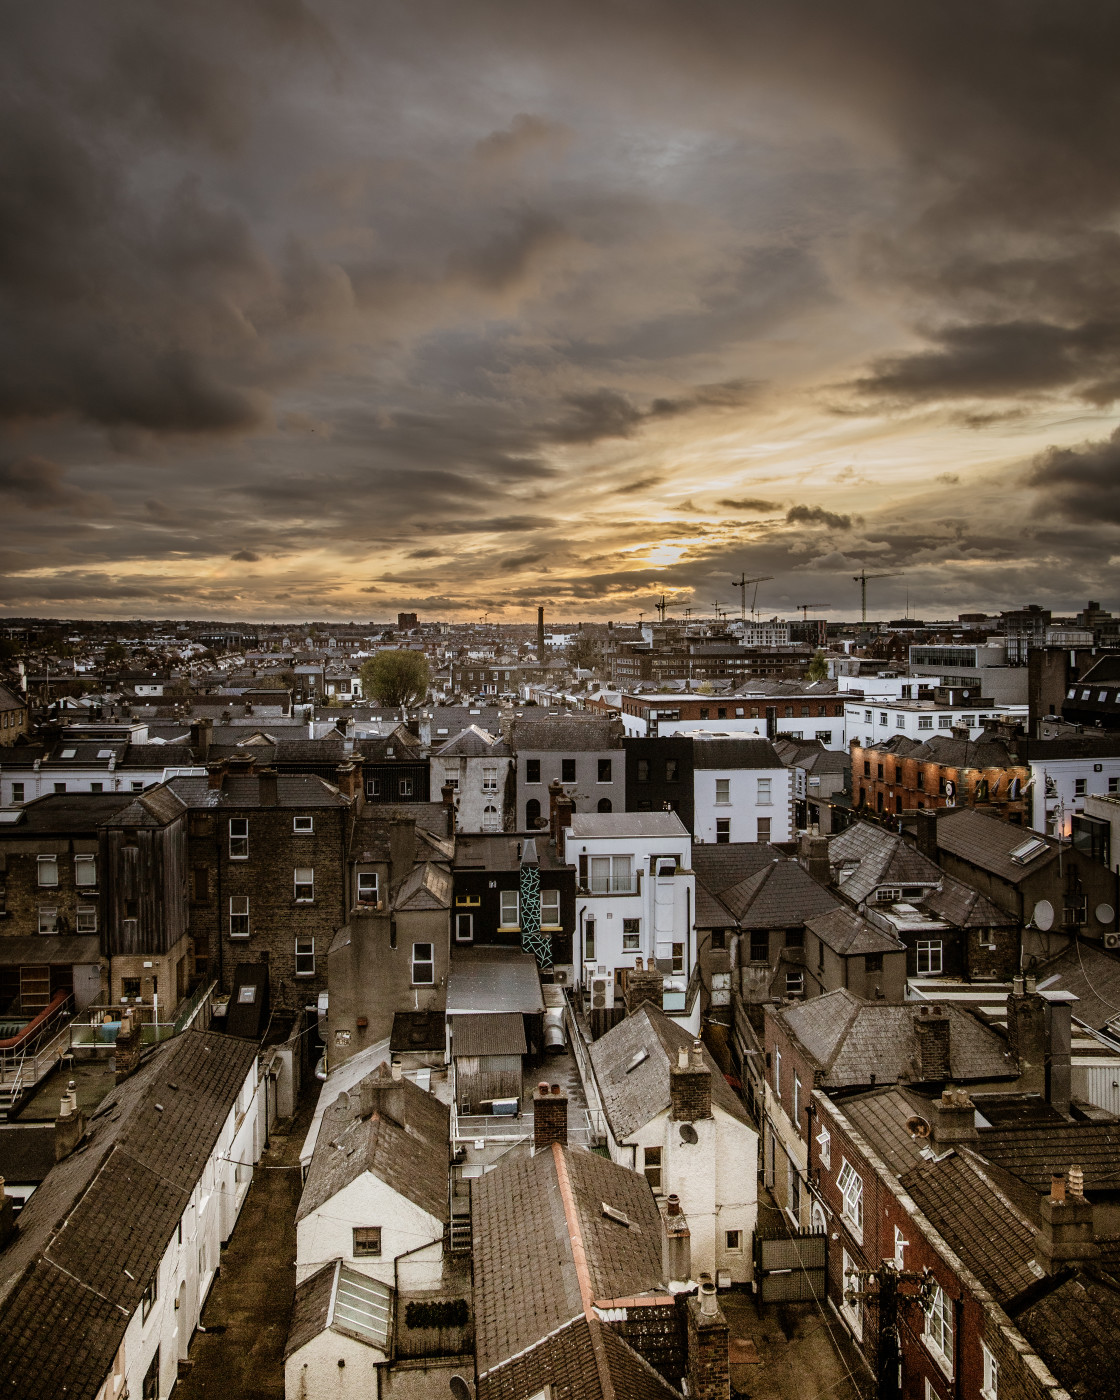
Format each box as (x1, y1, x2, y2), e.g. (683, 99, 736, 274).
(1007, 977, 1048, 1094)
(626, 959, 665, 1016)
(206, 758, 229, 791)
(1036, 1165, 1098, 1275)
(114, 1012, 143, 1083)
(661, 1194, 692, 1286)
(190, 717, 213, 761)
(670, 1040, 712, 1122)
(0, 1178, 15, 1251)
(929, 1085, 978, 1146)
(1042, 989, 1077, 1117)
(799, 833, 830, 886)
(537, 606, 546, 663)
(533, 1081, 568, 1151)
(54, 1085, 85, 1161)
(548, 780, 565, 845)
(334, 762, 362, 803)
(441, 783, 457, 837)
(914, 1004, 951, 1082)
(914, 808, 940, 863)
(389, 817, 417, 875)
(685, 1276, 730, 1400)
(257, 766, 279, 807)
(556, 791, 574, 841)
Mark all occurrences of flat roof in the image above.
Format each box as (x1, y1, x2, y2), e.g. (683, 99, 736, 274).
(568, 811, 690, 839)
(446, 946, 543, 1015)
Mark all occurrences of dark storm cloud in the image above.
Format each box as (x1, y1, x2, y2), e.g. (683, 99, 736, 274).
(719, 498, 780, 513)
(786, 505, 854, 530)
(230, 549, 261, 562)
(1028, 428, 1120, 526)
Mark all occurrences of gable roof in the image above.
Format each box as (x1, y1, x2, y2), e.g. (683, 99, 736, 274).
(934, 807, 1061, 883)
(588, 1004, 752, 1140)
(435, 724, 511, 758)
(828, 822, 942, 905)
(721, 859, 838, 927)
(285, 1260, 393, 1358)
(1033, 941, 1120, 1031)
(392, 860, 453, 911)
(298, 1068, 450, 1224)
(510, 716, 618, 753)
(920, 873, 1017, 929)
(805, 906, 905, 957)
(0, 1030, 259, 1400)
(690, 737, 783, 770)
(975, 1121, 1120, 1194)
(691, 841, 775, 895)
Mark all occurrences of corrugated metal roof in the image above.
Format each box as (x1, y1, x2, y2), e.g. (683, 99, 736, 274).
(450, 1012, 527, 1057)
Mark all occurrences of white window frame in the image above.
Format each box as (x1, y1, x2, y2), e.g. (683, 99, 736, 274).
(76, 904, 98, 933)
(357, 872, 379, 905)
(836, 1159, 864, 1241)
(455, 912, 474, 942)
(294, 936, 315, 977)
(757, 777, 772, 805)
(793, 1074, 801, 1123)
(816, 1125, 831, 1169)
(981, 1343, 998, 1400)
(229, 818, 249, 860)
(229, 895, 250, 938)
(411, 942, 435, 985)
(715, 778, 731, 805)
(482, 803, 501, 832)
(773, 1048, 782, 1099)
(893, 1225, 908, 1268)
(725, 1229, 743, 1252)
(293, 816, 314, 834)
(481, 765, 499, 792)
(38, 906, 58, 934)
(37, 855, 59, 887)
(499, 889, 520, 928)
(916, 939, 943, 975)
(74, 854, 97, 887)
(923, 1282, 954, 1378)
(294, 867, 315, 902)
(398, 777, 413, 797)
(540, 888, 561, 928)
(643, 1145, 662, 1192)
(840, 1247, 863, 1340)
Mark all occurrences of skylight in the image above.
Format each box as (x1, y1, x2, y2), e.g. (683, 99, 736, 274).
(625, 1048, 650, 1074)
(1009, 837, 1049, 865)
(60, 749, 76, 759)
(330, 1264, 391, 1349)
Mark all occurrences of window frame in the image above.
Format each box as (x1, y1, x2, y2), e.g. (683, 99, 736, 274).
(292, 815, 314, 834)
(353, 1226, 382, 1258)
(836, 1158, 864, 1241)
(74, 854, 97, 887)
(411, 942, 435, 985)
(357, 871, 379, 905)
(981, 1343, 998, 1400)
(525, 758, 541, 784)
(37, 855, 59, 888)
(229, 817, 249, 860)
(923, 1282, 955, 1378)
(294, 867, 315, 903)
(38, 906, 58, 934)
(76, 904, 98, 933)
(455, 912, 474, 942)
(916, 939, 943, 975)
(294, 936, 315, 977)
(597, 758, 612, 784)
(229, 895, 250, 938)
(540, 888, 561, 928)
(499, 888, 520, 928)
(643, 1145, 662, 1192)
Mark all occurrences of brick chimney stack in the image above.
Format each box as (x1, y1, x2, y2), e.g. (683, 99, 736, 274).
(661, 1194, 692, 1286)
(54, 1084, 85, 1161)
(537, 606, 546, 663)
(913, 808, 940, 862)
(334, 762, 363, 803)
(1041, 988, 1076, 1117)
(915, 1004, 951, 1082)
(206, 758, 229, 791)
(257, 766, 279, 808)
(533, 1082, 568, 1151)
(1007, 975, 1047, 1094)
(1037, 1166, 1098, 1274)
(626, 958, 664, 1016)
(686, 1276, 730, 1400)
(929, 1085, 978, 1146)
(670, 1041, 712, 1122)
(114, 1011, 144, 1083)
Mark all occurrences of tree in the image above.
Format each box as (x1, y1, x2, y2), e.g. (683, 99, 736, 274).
(566, 634, 603, 671)
(360, 650, 430, 707)
(103, 642, 128, 667)
(806, 650, 829, 682)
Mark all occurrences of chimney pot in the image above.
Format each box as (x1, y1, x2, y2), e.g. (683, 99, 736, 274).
(550, 1083, 561, 1095)
(1068, 1164, 1085, 1199)
(678, 1046, 690, 1070)
(699, 1277, 718, 1317)
(667, 1194, 681, 1216)
(1051, 1172, 1066, 1204)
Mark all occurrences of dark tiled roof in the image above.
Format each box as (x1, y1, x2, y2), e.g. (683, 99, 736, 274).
(510, 716, 619, 752)
(1013, 1270, 1120, 1397)
(805, 906, 904, 956)
(390, 1010, 446, 1053)
(899, 1151, 1043, 1303)
(168, 773, 350, 808)
(454, 833, 568, 872)
(695, 882, 736, 928)
(690, 737, 783, 770)
(479, 1315, 681, 1400)
(297, 1069, 450, 1223)
(722, 859, 839, 927)
(839, 1086, 932, 1176)
(435, 725, 511, 757)
(921, 874, 1017, 929)
(285, 1261, 337, 1358)
(2, 792, 135, 832)
(976, 1122, 1120, 1193)
(100, 785, 187, 827)
(0, 1124, 56, 1185)
(691, 842, 774, 895)
(450, 1012, 526, 1057)
(906, 735, 1021, 768)
(1033, 941, 1120, 1031)
(392, 861, 453, 911)
(589, 1004, 751, 1140)
(828, 822, 941, 905)
(935, 808, 1060, 883)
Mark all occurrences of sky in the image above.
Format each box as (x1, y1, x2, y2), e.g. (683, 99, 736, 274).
(5, 1, 1120, 623)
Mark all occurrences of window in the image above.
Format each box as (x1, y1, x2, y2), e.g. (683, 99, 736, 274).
(644, 1146, 662, 1191)
(90, 782, 103, 793)
(924, 1283, 954, 1375)
(713, 817, 730, 843)
(637, 758, 649, 783)
(672, 942, 684, 972)
(773, 1048, 782, 1097)
(11, 783, 24, 803)
(893, 1225, 908, 1268)
(715, 778, 731, 804)
(76, 904, 98, 933)
(918, 715, 933, 729)
(500, 889, 520, 927)
(353, 1226, 382, 1258)
(293, 815, 314, 834)
(1074, 777, 1087, 796)
(584, 917, 596, 961)
(841, 1248, 863, 1340)
(38, 907, 58, 934)
(482, 766, 498, 791)
(294, 936, 315, 976)
(837, 1159, 864, 1239)
(141, 1272, 158, 1322)
(757, 777, 772, 805)
(1110, 777, 1119, 795)
(229, 896, 250, 937)
(367, 777, 382, 798)
(74, 854, 97, 886)
(561, 758, 576, 783)
(879, 712, 888, 725)
(786, 970, 804, 997)
(793, 1074, 801, 1121)
(294, 867, 314, 902)
(938, 714, 952, 729)
(916, 940, 942, 974)
(358, 872, 379, 905)
(142, 1350, 160, 1400)
(589, 855, 633, 893)
(981, 1343, 999, 1400)
(411, 943, 434, 984)
(526, 758, 541, 783)
(665, 759, 678, 782)
(229, 818, 249, 859)
(750, 933, 769, 962)
(37, 855, 58, 887)
(816, 730, 833, 744)
(54, 782, 66, 794)
(597, 797, 613, 813)
(455, 912, 474, 942)
(725, 1229, 742, 1251)
(757, 817, 771, 841)
(699, 708, 710, 720)
(398, 778, 413, 797)
(122, 976, 142, 998)
(598, 758, 612, 783)
(131, 781, 144, 793)
(864, 709, 872, 724)
(540, 888, 561, 926)
(816, 1125, 831, 1169)
(482, 803, 501, 831)
(622, 928, 641, 951)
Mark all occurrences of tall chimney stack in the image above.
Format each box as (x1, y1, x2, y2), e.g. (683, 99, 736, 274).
(686, 1276, 730, 1400)
(670, 1040, 712, 1122)
(533, 1081, 568, 1151)
(1036, 1164, 1098, 1274)
(1042, 989, 1077, 1117)
(914, 1004, 951, 1082)
(661, 1194, 691, 1287)
(537, 606, 546, 663)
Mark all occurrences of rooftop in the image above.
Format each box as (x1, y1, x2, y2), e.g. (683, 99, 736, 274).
(568, 811, 690, 840)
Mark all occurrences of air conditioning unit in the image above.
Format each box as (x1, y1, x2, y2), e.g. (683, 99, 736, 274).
(591, 976, 615, 1010)
(553, 969, 568, 985)
(1105, 932, 1120, 950)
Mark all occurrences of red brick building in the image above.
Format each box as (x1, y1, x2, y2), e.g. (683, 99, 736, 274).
(852, 732, 1030, 823)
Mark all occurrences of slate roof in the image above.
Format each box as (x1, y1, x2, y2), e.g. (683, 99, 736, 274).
(0, 1123, 56, 1186)
(435, 725, 511, 758)
(169, 774, 350, 808)
(297, 1068, 450, 1224)
(1034, 941, 1120, 1031)
(390, 1010, 445, 1053)
(450, 1012, 527, 1057)
(454, 833, 569, 871)
(568, 812, 690, 840)
(472, 1144, 666, 1380)
(0, 935, 101, 966)
(934, 807, 1060, 883)
(921, 873, 1017, 929)
(425, 706, 502, 738)
(975, 1121, 1120, 1194)
(446, 947, 544, 1015)
(0, 1030, 259, 1400)
(805, 906, 905, 957)
(392, 861, 453, 911)
(828, 822, 942, 905)
(691, 842, 775, 895)
(479, 1314, 681, 1400)
(1013, 1270, 1120, 1398)
(588, 1004, 752, 1140)
(774, 989, 1016, 1088)
(721, 859, 839, 927)
(690, 737, 783, 770)
(510, 716, 619, 752)
(99, 785, 188, 827)
(905, 734, 1022, 769)
(2, 791, 135, 832)
(899, 1150, 1043, 1303)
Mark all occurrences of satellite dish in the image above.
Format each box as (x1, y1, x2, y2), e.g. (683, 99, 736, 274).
(679, 1123, 699, 1145)
(906, 1115, 931, 1140)
(1097, 903, 1115, 925)
(1034, 900, 1055, 932)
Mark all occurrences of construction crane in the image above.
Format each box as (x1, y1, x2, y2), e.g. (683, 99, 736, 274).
(731, 573, 774, 622)
(796, 603, 826, 622)
(852, 570, 902, 626)
(654, 594, 668, 623)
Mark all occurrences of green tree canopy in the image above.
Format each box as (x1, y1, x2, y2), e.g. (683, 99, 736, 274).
(360, 650, 430, 707)
(806, 650, 830, 682)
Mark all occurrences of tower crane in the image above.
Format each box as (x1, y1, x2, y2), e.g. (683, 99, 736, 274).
(796, 603, 826, 622)
(731, 573, 774, 622)
(852, 570, 902, 626)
